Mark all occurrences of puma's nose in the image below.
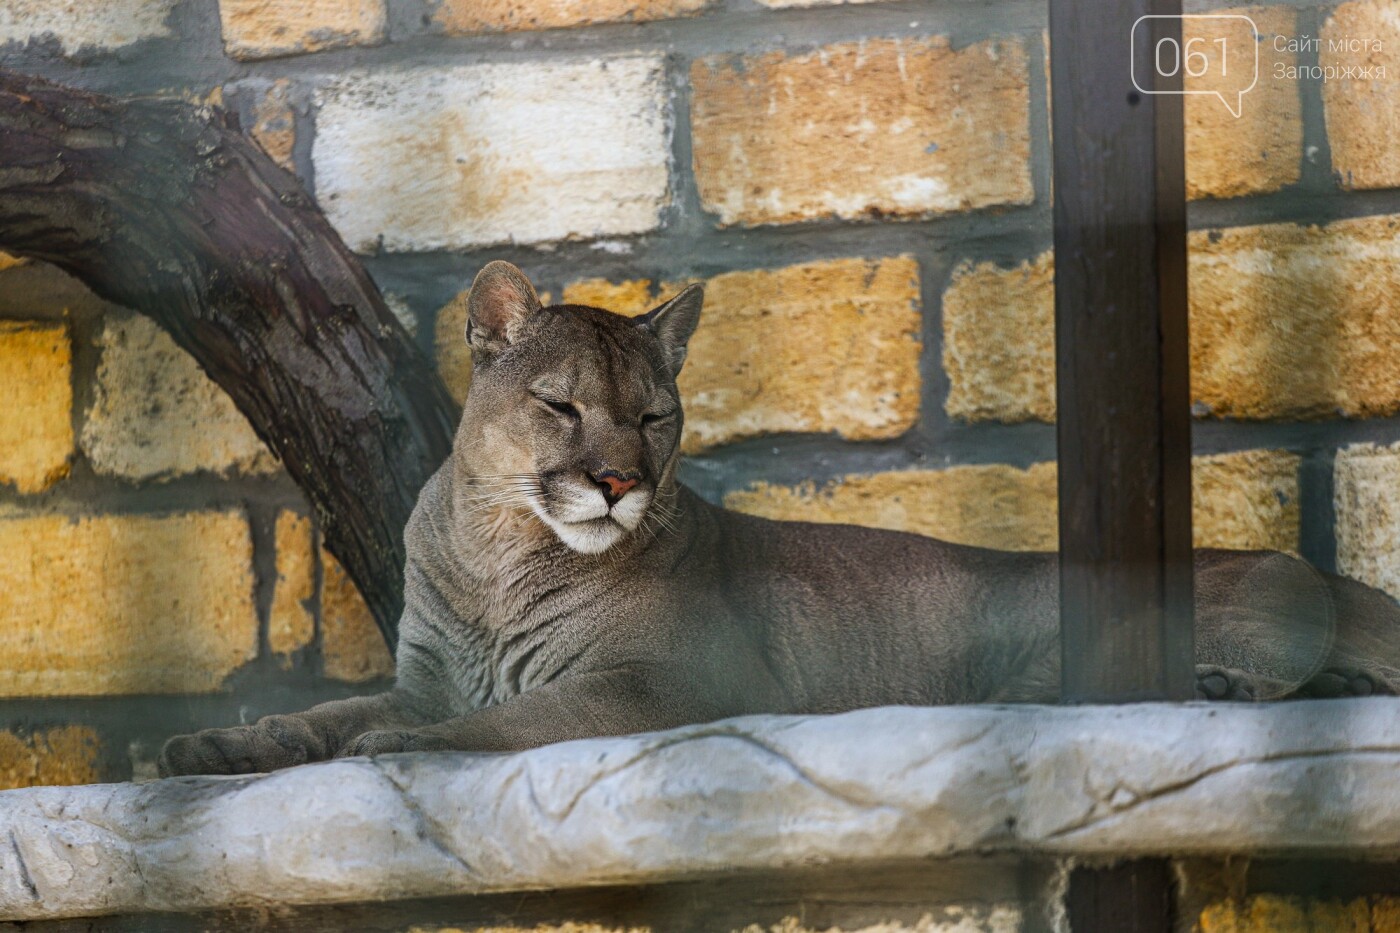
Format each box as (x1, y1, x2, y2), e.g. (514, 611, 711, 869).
(592, 470, 640, 506)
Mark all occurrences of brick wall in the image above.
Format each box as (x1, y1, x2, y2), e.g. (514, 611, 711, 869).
(1, 0, 1399, 791)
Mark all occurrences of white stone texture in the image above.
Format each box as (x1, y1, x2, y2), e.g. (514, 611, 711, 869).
(0, 0, 176, 54)
(4, 700, 1400, 920)
(312, 59, 671, 252)
(1336, 441, 1400, 601)
(81, 315, 279, 481)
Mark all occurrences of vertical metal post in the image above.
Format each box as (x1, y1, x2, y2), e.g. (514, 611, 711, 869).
(1049, 0, 1194, 927)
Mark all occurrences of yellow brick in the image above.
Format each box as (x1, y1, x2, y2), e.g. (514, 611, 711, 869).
(218, 0, 385, 60)
(1199, 895, 1370, 933)
(1374, 897, 1400, 932)
(1184, 8, 1302, 200)
(1193, 449, 1301, 552)
(433, 0, 710, 35)
(1190, 215, 1400, 419)
(82, 315, 279, 481)
(725, 464, 1058, 552)
(735, 912, 1019, 933)
(1322, 0, 1400, 190)
(946, 215, 1400, 423)
(407, 925, 648, 933)
(753, 0, 884, 6)
(0, 322, 73, 494)
(562, 278, 657, 317)
(321, 550, 394, 683)
(943, 255, 1054, 423)
(0, 726, 101, 790)
(726, 450, 1297, 553)
(677, 258, 921, 452)
(691, 37, 1033, 227)
(0, 510, 258, 696)
(248, 78, 295, 171)
(269, 511, 315, 663)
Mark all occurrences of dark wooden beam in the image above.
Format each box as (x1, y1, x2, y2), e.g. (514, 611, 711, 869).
(1066, 861, 1175, 933)
(1051, 2, 1194, 704)
(1049, 0, 1193, 928)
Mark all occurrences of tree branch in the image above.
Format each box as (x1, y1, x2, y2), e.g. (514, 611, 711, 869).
(0, 68, 460, 649)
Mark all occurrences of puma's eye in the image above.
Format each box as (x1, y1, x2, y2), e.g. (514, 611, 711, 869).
(538, 397, 580, 419)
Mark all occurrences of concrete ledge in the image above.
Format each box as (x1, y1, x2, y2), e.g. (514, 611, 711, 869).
(3, 699, 1400, 921)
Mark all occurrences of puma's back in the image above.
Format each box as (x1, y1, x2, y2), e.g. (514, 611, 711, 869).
(397, 260, 1400, 716)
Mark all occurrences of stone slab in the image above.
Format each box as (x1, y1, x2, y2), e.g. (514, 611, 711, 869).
(3, 700, 1400, 920)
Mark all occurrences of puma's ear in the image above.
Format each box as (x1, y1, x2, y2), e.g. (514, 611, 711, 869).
(465, 261, 542, 354)
(637, 283, 703, 378)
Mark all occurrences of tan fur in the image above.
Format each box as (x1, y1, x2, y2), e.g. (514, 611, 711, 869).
(160, 263, 1400, 776)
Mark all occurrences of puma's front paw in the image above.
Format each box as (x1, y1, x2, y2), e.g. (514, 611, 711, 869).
(1195, 664, 1265, 701)
(336, 729, 452, 758)
(158, 715, 322, 777)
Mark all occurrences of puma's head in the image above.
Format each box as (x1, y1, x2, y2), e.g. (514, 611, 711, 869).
(455, 260, 702, 555)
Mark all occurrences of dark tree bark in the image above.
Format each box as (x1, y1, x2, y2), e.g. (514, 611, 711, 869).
(0, 68, 459, 650)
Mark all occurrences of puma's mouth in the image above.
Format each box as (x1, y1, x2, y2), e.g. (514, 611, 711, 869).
(525, 477, 652, 553)
(537, 512, 628, 555)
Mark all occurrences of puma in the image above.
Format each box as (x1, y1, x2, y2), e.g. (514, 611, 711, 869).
(160, 261, 1400, 776)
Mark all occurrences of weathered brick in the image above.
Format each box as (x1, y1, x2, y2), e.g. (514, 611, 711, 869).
(1376, 898, 1400, 932)
(1193, 449, 1301, 553)
(433, 0, 710, 35)
(1190, 215, 1400, 419)
(314, 59, 670, 252)
(725, 463, 1058, 552)
(246, 78, 295, 171)
(691, 37, 1032, 227)
(1334, 442, 1400, 601)
(0, 0, 176, 53)
(946, 215, 1400, 422)
(735, 912, 1019, 933)
(218, 0, 385, 61)
(1321, 0, 1400, 190)
(943, 254, 1054, 423)
(753, 0, 883, 6)
(564, 257, 922, 453)
(1198, 894, 1370, 933)
(0, 510, 258, 696)
(269, 511, 315, 664)
(0, 322, 73, 494)
(559, 278, 656, 316)
(725, 450, 1298, 553)
(82, 315, 279, 481)
(0, 726, 101, 790)
(321, 551, 394, 683)
(1184, 8, 1302, 200)
(435, 289, 474, 408)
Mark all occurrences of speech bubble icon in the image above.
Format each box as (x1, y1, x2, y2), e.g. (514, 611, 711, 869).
(1131, 14, 1260, 118)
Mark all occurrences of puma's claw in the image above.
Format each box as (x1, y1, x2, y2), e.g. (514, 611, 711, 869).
(337, 729, 451, 758)
(1194, 664, 1258, 701)
(1296, 667, 1396, 699)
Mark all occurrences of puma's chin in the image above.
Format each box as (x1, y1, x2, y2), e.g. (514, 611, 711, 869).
(543, 515, 627, 554)
(530, 486, 653, 554)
